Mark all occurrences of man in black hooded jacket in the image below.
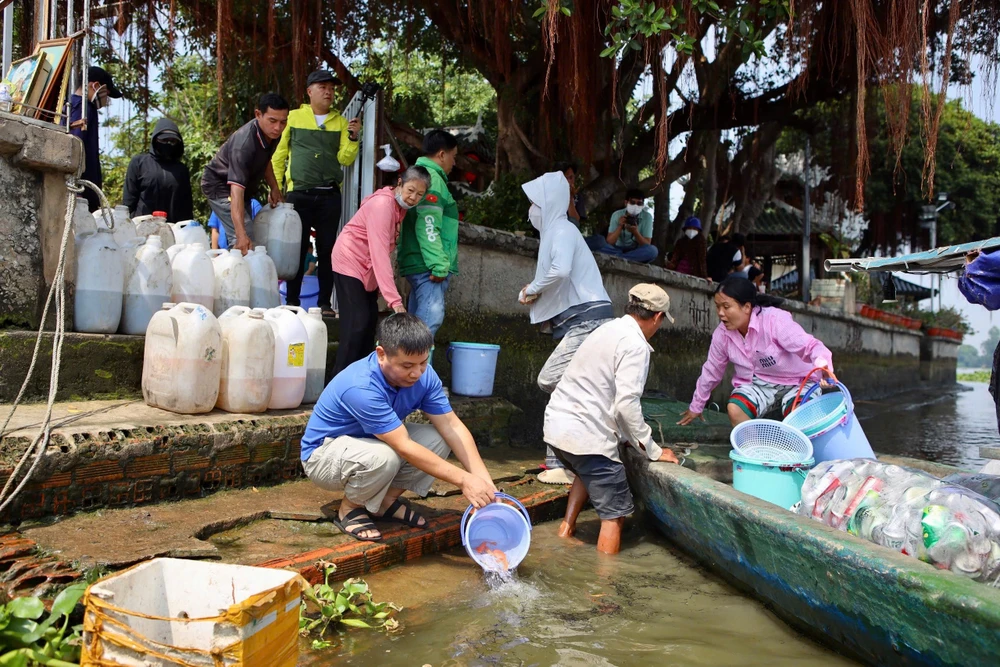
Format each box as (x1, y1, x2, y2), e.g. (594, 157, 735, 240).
(122, 118, 194, 222)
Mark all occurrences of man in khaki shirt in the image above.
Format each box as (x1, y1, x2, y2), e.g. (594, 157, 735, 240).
(543, 283, 680, 554)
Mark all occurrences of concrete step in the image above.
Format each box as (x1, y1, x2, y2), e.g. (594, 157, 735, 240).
(0, 396, 530, 523)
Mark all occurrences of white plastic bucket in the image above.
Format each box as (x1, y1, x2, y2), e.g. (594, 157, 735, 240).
(253, 203, 302, 280)
(133, 214, 176, 249)
(170, 243, 215, 311)
(171, 220, 211, 247)
(461, 493, 532, 572)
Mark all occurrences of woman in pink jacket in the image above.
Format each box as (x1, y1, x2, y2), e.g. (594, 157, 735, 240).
(678, 276, 833, 427)
(331, 166, 430, 375)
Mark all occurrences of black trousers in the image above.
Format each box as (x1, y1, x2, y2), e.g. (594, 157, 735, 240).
(332, 272, 379, 376)
(285, 188, 342, 310)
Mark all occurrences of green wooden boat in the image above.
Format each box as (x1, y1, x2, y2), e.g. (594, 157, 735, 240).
(632, 397, 1000, 666)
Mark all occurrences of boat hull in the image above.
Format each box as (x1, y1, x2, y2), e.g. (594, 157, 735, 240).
(624, 449, 1000, 666)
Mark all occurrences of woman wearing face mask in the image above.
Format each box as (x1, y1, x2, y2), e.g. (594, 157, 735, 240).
(666, 217, 709, 279)
(677, 276, 833, 428)
(330, 165, 431, 375)
(121, 118, 194, 222)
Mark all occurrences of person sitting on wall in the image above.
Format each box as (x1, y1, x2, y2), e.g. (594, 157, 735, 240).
(589, 188, 659, 264)
(299, 313, 498, 542)
(545, 283, 680, 555)
(677, 277, 833, 428)
(208, 199, 263, 250)
(665, 216, 709, 280)
(519, 171, 614, 486)
(706, 232, 747, 283)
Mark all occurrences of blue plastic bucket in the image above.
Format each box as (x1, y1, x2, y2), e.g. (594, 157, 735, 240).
(461, 493, 532, 572)
(784, 382, 875, 463)
(447, 342, 501, 397)
(730, 451, 813, 509)
(278, 275, 319, 310)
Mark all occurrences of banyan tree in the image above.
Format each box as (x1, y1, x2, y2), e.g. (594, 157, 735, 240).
(16, 0, 1000, 247)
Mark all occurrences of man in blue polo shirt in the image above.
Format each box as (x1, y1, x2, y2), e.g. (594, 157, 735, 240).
(301, 313, 497, 542)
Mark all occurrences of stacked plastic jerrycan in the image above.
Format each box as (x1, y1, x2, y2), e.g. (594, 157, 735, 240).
(120, 236, 173, 335)
(72, 196, 97, 245)
(252, 203, 302, 280)
(263, 307, 308, 409)
(170, 243, 214, 311)
(217, 307, 275, 413)
(132, 211, 175, 249)
(280, 306, 328, 403)
(95, 205, 137, 248)
(245, 246, 280, 309)
(207, 249, 251, 317)
(171, 220, 211, 247)
(142, 303, 222, 414)
(74, 228, 124, 333)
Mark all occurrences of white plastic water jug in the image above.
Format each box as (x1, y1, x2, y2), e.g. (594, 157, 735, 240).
(166, 242, 187, 265)
(133, 214, 176, 249)
(171, 220, 211, 247)
(207, 249, 251, 317)
(142, 302, 222, 414)
(280, 305, 328, 403)
(74, 228, 124, 334)
(245, 246, 280, 309)
(121, 236, 173, 335)
(217, 307, 275, 413)
(94, 205, 137, 248)
(170, 243, 214, 311)
(73, 196, 97, 244)
(253, 203, 302, 279)
(263, 307, 308, 409)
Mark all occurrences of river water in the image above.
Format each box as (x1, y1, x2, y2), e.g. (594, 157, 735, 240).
(299, 512, 853, 667)
(855, 381, 999, 468)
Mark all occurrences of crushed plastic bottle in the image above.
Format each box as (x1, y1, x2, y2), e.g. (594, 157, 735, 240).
(0, 84, 13, 113)
(799, 459, 1000, 583)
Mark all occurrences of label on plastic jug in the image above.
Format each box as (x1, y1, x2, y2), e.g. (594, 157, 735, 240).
(288, 343, 305, 367)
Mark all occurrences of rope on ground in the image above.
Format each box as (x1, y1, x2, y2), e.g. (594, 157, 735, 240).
(0, 179, 114, 516)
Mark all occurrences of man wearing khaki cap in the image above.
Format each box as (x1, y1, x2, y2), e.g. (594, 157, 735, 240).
(543, 283, 680, 554)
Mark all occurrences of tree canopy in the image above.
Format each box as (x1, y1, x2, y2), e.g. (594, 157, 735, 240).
(43, 0, 1000, 252)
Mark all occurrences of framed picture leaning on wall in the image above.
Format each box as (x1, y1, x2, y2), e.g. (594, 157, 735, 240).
(33, 37, 76, 123)
(2, 53, 51, 115)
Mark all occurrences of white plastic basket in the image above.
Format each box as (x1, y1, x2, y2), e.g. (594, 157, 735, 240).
(730, 419, 814, 464)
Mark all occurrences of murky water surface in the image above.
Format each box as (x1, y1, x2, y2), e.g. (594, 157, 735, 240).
(298, 512, 853, 666)
(857, 382, 999, 468)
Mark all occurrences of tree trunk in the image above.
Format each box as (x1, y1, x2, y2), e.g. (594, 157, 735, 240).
(652, 186, 671, 265)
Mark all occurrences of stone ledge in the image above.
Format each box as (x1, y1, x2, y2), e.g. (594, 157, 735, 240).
(0, 114, 82, 175)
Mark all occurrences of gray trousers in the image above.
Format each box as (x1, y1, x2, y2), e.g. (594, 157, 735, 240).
(302, 423, 451, 514)
(538, 318, 613, 467)
(207, 197, 253, 245)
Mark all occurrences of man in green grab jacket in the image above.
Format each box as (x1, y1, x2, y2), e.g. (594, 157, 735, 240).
(397, 129, 459, 356)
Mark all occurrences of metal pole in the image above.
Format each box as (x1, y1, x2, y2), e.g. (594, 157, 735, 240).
(2, 3, 12, 78)
(66, 0, 75, 97)
(801, 137, 812, 303)
(81, 0, 89, 125)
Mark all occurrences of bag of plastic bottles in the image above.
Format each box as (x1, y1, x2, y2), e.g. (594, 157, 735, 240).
(941, 472, 1000, 503)
(799, 459, 1000, 584)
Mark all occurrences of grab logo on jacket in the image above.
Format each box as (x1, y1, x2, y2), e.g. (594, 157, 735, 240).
(424, 215, 438, 242)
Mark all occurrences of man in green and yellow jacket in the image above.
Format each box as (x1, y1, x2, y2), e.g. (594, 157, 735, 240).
(272, 69, 360, 315)
(398, 129, 460, 350)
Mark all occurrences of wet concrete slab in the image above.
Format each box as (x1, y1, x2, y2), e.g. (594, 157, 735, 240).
(19, 448, 552, 570)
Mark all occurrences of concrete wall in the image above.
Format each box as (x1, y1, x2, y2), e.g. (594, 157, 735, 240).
(0, 114, 82, 329)
(921, 334, 960, 383)
(428, 225, 952, 435)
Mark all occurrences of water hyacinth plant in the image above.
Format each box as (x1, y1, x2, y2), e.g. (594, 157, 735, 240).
(0, 582, 87, 666)
(299, 562, 401, 650)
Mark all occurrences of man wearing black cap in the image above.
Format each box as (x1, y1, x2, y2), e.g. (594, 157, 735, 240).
(68, 66, 123, 212)
(272, 69, 361, 316)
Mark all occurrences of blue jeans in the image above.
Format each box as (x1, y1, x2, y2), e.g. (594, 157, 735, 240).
(406, 272, 451, 337)
(590, 238, 659, 264)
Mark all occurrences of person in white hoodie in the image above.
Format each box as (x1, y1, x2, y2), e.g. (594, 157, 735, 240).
(519, 172, 614, 484)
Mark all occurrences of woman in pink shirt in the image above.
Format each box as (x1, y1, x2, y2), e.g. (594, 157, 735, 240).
(678, 276, 833, 427)
(331, 166, 430, 375)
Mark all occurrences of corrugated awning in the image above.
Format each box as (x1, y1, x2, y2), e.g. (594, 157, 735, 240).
(825, 238, 1000, 274)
